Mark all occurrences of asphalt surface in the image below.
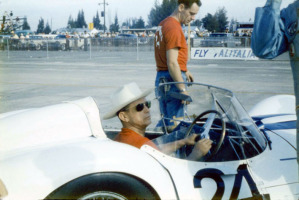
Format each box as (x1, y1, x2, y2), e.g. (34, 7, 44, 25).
(0, 49, 293, 126)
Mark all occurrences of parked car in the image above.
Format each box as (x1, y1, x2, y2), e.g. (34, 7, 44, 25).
(41, 35, 67, 51)
(0, 82, 298, 199)
(114, 33, 137, 46)
(116, 33, 137, 38)
(69, 37, 85, 50)
(200, 33, 241, 47)
(27, 35, 44, 50)
(138, 36, 149, 44)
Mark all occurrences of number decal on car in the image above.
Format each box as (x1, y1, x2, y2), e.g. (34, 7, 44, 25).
(194, 164, 267, 200)
(193, 168, 225, 199)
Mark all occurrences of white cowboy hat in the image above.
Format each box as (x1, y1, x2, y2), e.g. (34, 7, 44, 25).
(103, 82, 153, 120)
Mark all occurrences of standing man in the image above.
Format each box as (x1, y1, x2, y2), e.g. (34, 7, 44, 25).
(251, 0, 299, 171)
(154, 0, 201, 129)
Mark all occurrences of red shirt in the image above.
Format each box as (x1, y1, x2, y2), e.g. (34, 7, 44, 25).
(114, 128, 159, 150)
(155, 17, 188, 72)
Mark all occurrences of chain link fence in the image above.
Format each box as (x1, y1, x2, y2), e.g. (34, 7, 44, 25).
(192, 36, 251, 48)
(0, 36, 155, 60)
(0, 36, 252, 59)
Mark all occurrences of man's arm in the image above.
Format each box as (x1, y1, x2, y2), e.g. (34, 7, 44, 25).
(251, 0, 289, 59)
(158, 134, 212, 160)
(158, 134, 197, 154)
(166, 48, 187, 91)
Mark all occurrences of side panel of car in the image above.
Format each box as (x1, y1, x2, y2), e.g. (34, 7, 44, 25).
(142, 145, 259, 199)
(142, 143, 297, 200)
(247, 130, 298, 199)
(0, 138, 178, 200)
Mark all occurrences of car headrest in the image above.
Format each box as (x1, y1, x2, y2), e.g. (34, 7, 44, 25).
(0, 97, 106, 154)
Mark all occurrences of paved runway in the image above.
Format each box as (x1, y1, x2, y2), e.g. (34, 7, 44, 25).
(0, 50, 293, 126)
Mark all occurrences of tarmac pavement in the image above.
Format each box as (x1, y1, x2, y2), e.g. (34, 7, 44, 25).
(0, 50, 293, 127)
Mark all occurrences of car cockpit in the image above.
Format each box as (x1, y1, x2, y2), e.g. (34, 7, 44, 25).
(149, 82, 268, 162)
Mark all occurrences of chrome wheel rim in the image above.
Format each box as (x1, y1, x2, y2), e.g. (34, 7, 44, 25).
(79, 191, 128, 200)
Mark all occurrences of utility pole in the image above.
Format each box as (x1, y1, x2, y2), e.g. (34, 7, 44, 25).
(98, 0, 108, 33)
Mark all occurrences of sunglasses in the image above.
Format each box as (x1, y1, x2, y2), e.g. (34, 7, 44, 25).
(126, 101, 151, 112)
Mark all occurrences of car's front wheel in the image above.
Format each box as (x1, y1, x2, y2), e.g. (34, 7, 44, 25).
(60, 43, 66, 51)
(45, 173, 159, 200)
(35, 44, 41, 51)
(79, 191, 127, 200)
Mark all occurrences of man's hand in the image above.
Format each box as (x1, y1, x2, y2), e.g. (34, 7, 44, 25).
(195, 138, 213, 156)
(186, 70, 194, 83)
(183, 134, 197, 145)
(180, 90, 191, 105)
(181, 70, 193, 104)
(187, 138, 213, 161)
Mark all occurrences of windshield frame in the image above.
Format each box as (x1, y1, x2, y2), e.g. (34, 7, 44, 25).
(153, 82, 268, 161)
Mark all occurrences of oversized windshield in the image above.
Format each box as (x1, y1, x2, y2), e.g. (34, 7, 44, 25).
(151, 82, 267, 162)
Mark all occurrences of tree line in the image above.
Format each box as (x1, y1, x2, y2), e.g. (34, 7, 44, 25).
(21, 0, 229, 33)
(147, 0, 229, 32)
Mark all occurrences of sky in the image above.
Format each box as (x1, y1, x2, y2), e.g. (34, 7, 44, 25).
(0, 0, 295, 31)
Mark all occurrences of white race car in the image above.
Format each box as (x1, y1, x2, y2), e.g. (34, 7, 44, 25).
(0, 83, 298, 200)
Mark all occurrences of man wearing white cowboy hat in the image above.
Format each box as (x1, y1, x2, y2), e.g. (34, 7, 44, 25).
(103, 82, 212, 160)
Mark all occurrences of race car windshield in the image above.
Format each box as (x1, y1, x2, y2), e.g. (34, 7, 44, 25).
(151, 82, 267, 162)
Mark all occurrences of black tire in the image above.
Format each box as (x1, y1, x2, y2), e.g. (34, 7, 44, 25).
(45, 173, 160, 200)
(36, 44, 41, 51)
(60, 43, 66, 51)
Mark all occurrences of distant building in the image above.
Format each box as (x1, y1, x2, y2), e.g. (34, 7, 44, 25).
(236, 22, 254, 36)
(119, 27, 157, 35)
(52, 28, 91, 35)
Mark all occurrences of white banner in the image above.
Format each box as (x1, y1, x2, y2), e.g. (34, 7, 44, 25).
(191, 48, 258, 60)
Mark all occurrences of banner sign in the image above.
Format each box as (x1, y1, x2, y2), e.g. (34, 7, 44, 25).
(88, 23, 94, 30)
(191, 48, 258, 60)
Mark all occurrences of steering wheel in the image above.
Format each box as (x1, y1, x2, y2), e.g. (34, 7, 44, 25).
(183, 110, 226, 158)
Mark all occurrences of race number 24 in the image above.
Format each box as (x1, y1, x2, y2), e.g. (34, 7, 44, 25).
(193, 164, 270, 200)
